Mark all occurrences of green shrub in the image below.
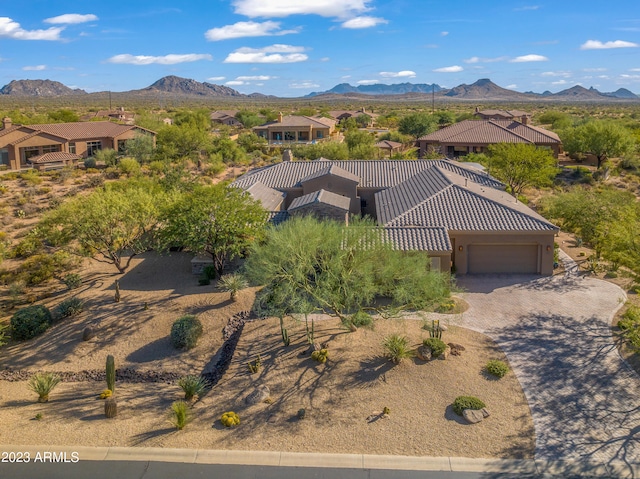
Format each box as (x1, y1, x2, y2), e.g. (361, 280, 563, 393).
(347, 310, 374, 329)
(86, 175, 105, 188)
(19, 252, 71, 285)
(485, 359, 509, 378)
(169, 400, 192, 430)
(452, 396, 486, 416)
(619, 306, 640, 351)
(118, 158, 141, 176)
(103, 167, 120, 179)
(202, 265, 217, 280)
(28, 372, 61, 403)
(55, 297, 83, 319)
(63, 273, 82, 290)
(11, 305, 52, 340)
(198, 277, 210, 286)
(382, 334, 414, 364)
(170, 315, 203, 350)
(12, 236, 42, 258)
(178, 375, 209, 401)
(423, 337, 447, 358)
(0, 323, 9, 347)
(218, 274, 248, 301)
(84, 158, 97, 169)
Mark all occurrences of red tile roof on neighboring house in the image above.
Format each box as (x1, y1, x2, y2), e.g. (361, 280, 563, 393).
(28, 152, 82, 164)
(16, 122, 155, 141)
(375, 140, 403, 149)
(254, 115, 336, 130)
(418, 119, 560, 145)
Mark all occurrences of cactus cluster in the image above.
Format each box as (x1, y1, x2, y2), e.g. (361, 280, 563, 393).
(429, 319, 442, 339)
(248, 355, 262, 374)
(382, 406, 391, 415)
(100, 389, 112, 399)
(311, 349, 329, 363)
(220, 411, 240, 428)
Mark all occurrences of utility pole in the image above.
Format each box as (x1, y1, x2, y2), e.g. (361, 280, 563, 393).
(432, 84, 435, 113)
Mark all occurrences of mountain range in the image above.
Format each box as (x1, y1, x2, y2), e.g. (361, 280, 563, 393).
(0, 76, 637, 101)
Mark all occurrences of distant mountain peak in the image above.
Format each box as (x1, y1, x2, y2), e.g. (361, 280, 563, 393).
(0, 79, 87, 97)
(141, 75, 243, 97)
(307, 82, 444, 97)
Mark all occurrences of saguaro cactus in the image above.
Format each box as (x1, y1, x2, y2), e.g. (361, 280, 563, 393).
(106, 354, 115, 393)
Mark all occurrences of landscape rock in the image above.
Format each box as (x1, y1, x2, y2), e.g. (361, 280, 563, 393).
(416, 345, 432, 361)
(437, 345, 451, 360)
(438, 324, 448, 332)
(82, 327, 95, 341)
(481, 408, 491, 418)
(244, 384, 270, 405)
(447, 343, 465, 356)
(463, 409, 484, 424)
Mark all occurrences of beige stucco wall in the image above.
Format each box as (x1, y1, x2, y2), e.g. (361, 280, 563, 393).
(302, 175, 360, 214)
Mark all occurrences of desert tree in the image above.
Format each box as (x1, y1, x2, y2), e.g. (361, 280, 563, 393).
(560, 120, 635, 168)
(398, 112, 437, 140)
(160, 184, 268, 277)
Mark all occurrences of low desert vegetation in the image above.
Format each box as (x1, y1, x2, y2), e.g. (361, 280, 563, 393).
(452, 396, 486, 416)
(27, 372, 61, 403)
(485, 360, 510, 378)
(382, 334, 414, 364)
(170, 315, 203, 350)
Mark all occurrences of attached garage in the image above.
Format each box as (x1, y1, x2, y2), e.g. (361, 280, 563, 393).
(467, 244, 539, 274)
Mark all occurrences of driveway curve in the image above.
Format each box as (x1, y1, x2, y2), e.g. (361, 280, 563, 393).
(454, 271, 639, 476)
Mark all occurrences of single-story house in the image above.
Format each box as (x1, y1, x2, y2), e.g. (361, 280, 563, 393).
(0, 117, 156, 170)
(253, 113, 337, 145)
(81, 107, 135, 125)
(210, 110, 243, 127)
(232, 159, 558, 275)
(474, 108, 531, 121)
(375, 140, 403, 157)
(328, 108, 377, 126)
(417, 119, 562, 159)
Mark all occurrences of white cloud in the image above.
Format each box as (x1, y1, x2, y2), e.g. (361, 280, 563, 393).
(510, 54, 548, 62)
(107, 53, 213, 65)
(341, 75, 352, 79)
(463, 56, 508, 63)
(441, 31, 448, 36)
(506, 84, 518, 89)
(23, 64, 47, 71)
(580, 39, 639, 50)
(551, 80, 570, 85)
(205, 21, 299, 41)
(320, 57, 330, 62)
(232, 0, 372, 18)
(236, 75, 275, 80)
(224, 44, 308, 63)
(540, 71, 571, 77)
(514, 5, 540, 11)
(583, 67, 607, 72)
(341, 16, 387, 29)
(433, 65, 463, 73)
(289, 81, 320, 88)
(226, 80, 245, 86)
(630, 68, 640, 72)
(44, 14, 98, 24)
(0, 17, 64, 40)
(379, 70, 416, 78)
(357, 79, 379, 85)
(207, 76, 226, 81)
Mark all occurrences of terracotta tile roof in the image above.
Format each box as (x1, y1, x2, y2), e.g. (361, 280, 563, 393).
(18, 122, 155, 141)
(417, 119, 560, 145)
(476, 109, 530, 118)
(375, 140, 403, 149)
(383, 226, 452, 252)
(288, 189, 351, 211)
(0, 125, 21, 138)
(299, 164, 360, 184)
(380, 167, 557, 232)
(233, 159, 502, 190)
(254, 115, 335, 130)
(246, 181, 286, 211)
(28, 152, 82, 164)
(211, 110, 239, 120)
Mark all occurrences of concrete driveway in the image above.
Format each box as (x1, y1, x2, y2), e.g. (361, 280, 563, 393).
(454, 271, 640, 477)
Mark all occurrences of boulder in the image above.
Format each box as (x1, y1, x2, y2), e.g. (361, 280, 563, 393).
(481, 408, 491, 418)
(82, 327, 95, 341)
(447, 343, 465, 356)
(437, 345, 451, 360)
(438, 324, 448, 332)
(463, 409, 484, 424)
(244, 384, 270, 405)
(416, 345, 432, 361)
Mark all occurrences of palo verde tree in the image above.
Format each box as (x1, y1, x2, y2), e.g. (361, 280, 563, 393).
(560, 120, 635, 168)
(398, 112, 437, 140)
(41, 179, 165, 274)
(160, 184, 268, 276)
(244, 216, 451, 327)
(485, 143, 558, 197)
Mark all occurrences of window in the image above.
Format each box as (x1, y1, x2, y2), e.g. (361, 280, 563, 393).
(42, 144, 61, 153)
(0, 148, 8, 166)
(86, 141, 102, 157)
(284, 131, 295, 141)
(21, 146, 40, 163)
(69, 142, 76, 154)
(117, 140, 127, 154)
(316, 131, 324, 139)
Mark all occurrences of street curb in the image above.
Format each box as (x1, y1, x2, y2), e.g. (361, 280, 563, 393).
(0, 445, 623, 476)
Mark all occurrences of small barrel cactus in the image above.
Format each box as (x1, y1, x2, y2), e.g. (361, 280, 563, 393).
(220, 411, 240, 427)
(105, 397, 117, 418)
(383, 406, 391, 415)
(311, 349, 329, 363)
(100, 389, 112, 399)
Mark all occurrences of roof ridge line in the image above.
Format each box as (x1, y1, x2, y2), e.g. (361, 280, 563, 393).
(488, 120, 534, 143)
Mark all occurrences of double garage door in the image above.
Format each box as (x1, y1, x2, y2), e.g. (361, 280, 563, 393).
(467, 244, 539, 274)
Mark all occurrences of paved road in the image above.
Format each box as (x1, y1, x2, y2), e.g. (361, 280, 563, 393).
(454, 269, 638, 477)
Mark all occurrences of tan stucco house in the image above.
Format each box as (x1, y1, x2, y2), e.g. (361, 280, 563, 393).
(0, 118, 156, 170)
(253, 114, 337, 145)
(417, 119, 562, 159)
(210, 110, 243, 127)
(474, 108, 531, 121)
(232, 159, 558, 275)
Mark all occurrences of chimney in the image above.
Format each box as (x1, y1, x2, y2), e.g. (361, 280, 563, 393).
(277, 112, 283, 123)
(521, 115, 529, 125)
(2, 117, 11, 130)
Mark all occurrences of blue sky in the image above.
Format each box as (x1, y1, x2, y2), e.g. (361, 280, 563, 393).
(1, 0, 639, 97)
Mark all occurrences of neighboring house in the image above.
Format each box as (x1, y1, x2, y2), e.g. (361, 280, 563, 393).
(210, 110, 243, 127)
(416, 119, 562, 159)
(328, 108, 377, 126)
(253, 113, 337, 145)
(81, 107, 135, 124)
(0, 117, 156, 170)
(233, 159, 558, 275)
(375, 140, 403, 158)
(474, 108, 531, 121)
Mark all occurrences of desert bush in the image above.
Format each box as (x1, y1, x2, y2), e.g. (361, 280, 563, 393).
(63, 273, 82, 290)
(11, 304, 52, 340)
(347, 310, 373, 329)
(12, 235, 42, 258)
(218, 274, 248, 301)
(28, 372, 61, 403)
(84, 158, 97, 169)
(202, 265, 217, 280)
(118, 158, 141, 176)
(198, 277, 210, 286)
(436, 299, 456, 313)
(170, 315, 203, 350)
(311, 348, 329, 363)
(169, 401, 192, 430)
(103, 167, 120, 179)
(178, 375, 209, 401)
(452, 396, 486, 416)
(0, 323, 9, 347)
(485, 359, 509, 378)
(20, 252, 70, 285)
(382, 334, 414, 364)
(619, 306, 640, 351)
(220, 411, 240, 427)
(54, 297, 83, 319)
(86, 175, 105, 188)
(20, 170, 43, 186)
(423, 337, 447, 358)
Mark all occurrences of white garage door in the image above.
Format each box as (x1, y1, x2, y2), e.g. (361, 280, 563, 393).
(468, 244, 539, 274)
